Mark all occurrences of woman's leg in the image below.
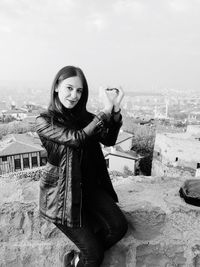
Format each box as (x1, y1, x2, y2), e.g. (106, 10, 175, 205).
(54, 221, 104, 267)
(55, 188, 127, 266)
(85, 188, 128, 250)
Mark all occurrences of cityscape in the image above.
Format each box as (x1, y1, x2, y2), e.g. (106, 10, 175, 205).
(1, 83, 200, 126)
(1, 83, 200, 177)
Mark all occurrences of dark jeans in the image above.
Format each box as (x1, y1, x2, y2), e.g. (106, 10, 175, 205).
(55, 187, 128, 267)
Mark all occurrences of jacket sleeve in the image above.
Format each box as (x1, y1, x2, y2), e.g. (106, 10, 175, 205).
(35, 112, 110, 148)
(98, 114, 122, 146)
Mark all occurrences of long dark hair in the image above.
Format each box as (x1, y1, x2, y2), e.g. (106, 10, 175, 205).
(48, 66, 91, 126)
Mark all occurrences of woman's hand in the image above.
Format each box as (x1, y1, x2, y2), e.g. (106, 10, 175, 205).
(110, 86, 124, 112)
(99, 86, 114, 114)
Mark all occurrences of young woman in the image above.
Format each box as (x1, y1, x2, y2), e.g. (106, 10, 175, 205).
(36, 66, 128, 267)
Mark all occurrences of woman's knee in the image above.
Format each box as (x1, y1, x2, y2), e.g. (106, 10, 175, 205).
(108, 214, 128, 244)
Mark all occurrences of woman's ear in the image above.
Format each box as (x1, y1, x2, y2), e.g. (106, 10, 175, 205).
(55, 86, 59, 92)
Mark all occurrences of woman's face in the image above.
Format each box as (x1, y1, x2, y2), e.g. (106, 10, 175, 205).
(55, 76, 83, 109)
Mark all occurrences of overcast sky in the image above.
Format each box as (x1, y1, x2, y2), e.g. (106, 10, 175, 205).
(1, 0, 200, 92)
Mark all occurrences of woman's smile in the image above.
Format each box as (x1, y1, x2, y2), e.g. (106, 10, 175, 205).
(67, 99, 77, 103)
(65, 99, 78, 107)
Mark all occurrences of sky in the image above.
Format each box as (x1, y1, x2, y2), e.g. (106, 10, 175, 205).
(1, 0, 200, 92)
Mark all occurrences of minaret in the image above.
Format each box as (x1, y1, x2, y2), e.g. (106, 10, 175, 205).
(165, 99, 169, 118)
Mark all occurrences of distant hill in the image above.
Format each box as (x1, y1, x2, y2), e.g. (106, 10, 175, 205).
(0, 80, 49, 107)
(125, 91, 163, 97)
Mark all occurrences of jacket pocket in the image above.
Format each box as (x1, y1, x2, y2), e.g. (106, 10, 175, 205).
(40, 162, 61, 187)
(39, 162, 62, 219)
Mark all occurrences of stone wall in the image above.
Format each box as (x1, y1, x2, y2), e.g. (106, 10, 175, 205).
(0, 167, 45, 180)
(152, 158, 195, 178)
(1, 171, 200, 266)
(152, 132, 200, 177)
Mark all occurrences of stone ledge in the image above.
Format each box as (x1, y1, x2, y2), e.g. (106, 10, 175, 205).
(1, 175, 200, 266)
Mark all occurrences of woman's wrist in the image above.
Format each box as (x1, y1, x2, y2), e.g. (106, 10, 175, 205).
(112, 106, 121, 114)
(113, 105, 120, 113)
(111, 106, 121, 123)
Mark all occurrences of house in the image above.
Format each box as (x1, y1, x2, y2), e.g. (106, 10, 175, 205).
(102, 147, 141, 174)
(101, 129, 141, 174)
(0, 101, 7, 118)
(0, 101, 7, 114)
(2, 109, 28, 121)
(101, 130, 133, 151)
(152, 124, 200, 177)
(188, 112, 200, 124)
(113, 130, 134, 151)
(0, 133, 47, 175)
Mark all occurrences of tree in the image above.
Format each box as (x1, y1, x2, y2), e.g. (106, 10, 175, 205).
(0, 121, 35, 140)
(122, 116, 138, 134)
(121, 114, 156, 175)
(131, 124, 156, 176)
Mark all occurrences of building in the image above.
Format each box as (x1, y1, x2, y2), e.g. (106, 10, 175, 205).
(0, 133, 46, 175)
(115, 130, 134, 151)
(188, 112, 200, 124)
(101, 129, 142, 174)
(152, 125, 200, 177)
(0, 101, 7, 112)
(0, 101, 7, 118)
(2, 109, 28, 121)
(102, 147, 141, 174)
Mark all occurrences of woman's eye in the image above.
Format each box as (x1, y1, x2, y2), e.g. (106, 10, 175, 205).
(67, 86, 73, 90)
(77, 89, 83, 94)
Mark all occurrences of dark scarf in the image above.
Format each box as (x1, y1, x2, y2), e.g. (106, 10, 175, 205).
(47, 105, 93, 130)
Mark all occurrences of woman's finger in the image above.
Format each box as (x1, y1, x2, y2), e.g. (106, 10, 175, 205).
(117, 86, 124, 97)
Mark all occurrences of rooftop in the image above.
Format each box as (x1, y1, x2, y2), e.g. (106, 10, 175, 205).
(116, 130, 133, 145)
(102, 147, 141, 160)
(0, 133, 43, 157)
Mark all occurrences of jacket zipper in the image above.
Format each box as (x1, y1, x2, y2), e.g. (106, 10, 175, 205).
(62, 147, 83, 227)
(79, 149, 83, 227)
(80, 184, 82, 227)
(62, 147, 69, 224)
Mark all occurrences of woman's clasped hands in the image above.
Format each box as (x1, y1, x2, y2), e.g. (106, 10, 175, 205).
(100, 86, 124, 115)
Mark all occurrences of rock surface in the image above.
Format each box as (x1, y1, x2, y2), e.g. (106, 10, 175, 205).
(1, 172, 200, 266)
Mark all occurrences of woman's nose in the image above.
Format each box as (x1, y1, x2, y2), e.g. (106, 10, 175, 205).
(71, 90, 77, 99)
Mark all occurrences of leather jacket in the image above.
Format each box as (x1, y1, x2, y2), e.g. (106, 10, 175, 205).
(36, 111, 122, 227)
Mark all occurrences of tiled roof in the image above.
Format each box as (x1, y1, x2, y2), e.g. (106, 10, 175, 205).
(116, 131, 133, 145)
(10, 133, 41, 145)
(102, 147, 140, 160)
(0, 133, 44, 157)
(0, 142, 43, 157)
